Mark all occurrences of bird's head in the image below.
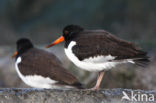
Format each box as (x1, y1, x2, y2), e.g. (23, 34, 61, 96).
(46, 25, 83, 48)
(12, 38, 33, 58)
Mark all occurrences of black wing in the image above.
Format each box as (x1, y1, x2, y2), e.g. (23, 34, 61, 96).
(18, 48, 81, 86)
(72, 30, 148, 62)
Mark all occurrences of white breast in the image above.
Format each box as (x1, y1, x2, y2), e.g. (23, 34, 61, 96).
(15, 57, 58, 88)
(64, 41, 134, 72)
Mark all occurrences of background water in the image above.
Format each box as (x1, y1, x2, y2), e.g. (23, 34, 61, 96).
(0, 0, 156, 89)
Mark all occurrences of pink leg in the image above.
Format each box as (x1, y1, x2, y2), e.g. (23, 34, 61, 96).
(90, 71, 105, 90)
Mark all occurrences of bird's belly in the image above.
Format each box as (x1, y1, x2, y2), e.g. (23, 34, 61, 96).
(19, 75, 57, 88)
(15, 57, 57, 88)
(73, 60, 118, 72)
(64, 47, 119, 72)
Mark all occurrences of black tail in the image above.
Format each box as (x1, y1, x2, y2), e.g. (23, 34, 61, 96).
(134, 57, 150, 67)
(72, 82, 85, 89)
(133, 50, 150, 67)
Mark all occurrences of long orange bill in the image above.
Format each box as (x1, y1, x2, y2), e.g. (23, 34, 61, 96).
(12, 51, 18, 58)
(46, 36, 64, 48)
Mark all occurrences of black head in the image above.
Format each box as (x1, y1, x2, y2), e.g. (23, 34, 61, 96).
(63, 25, 84, 41)
(16, 38, 33, 56)
(45, 25, 84, 49)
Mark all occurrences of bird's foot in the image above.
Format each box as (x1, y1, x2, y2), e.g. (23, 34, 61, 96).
(85, 86, 100, 91)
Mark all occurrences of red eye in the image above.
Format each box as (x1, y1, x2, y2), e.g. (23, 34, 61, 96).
(64, 30, 69, 35)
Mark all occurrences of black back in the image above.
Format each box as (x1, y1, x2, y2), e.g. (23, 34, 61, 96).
(62, 25, 149, 65)
(15, 38, 83, 88)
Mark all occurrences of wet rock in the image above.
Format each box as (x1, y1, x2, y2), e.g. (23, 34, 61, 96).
(0, 88, 155, 103)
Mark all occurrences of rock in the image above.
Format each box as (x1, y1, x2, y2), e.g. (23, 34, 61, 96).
(0, 88, 155, 103)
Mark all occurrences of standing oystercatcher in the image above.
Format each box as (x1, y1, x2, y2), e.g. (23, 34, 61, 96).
(46, 25, 150, 90)
(12, 38, 83, 89)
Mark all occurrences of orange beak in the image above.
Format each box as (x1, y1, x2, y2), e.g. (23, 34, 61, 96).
(46, 36, 64, 48)
(12, 51, 18, 58)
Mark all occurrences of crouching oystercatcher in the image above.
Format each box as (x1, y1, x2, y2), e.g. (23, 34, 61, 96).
(46, 25, 150, 90)
(12, 38, 83, 89)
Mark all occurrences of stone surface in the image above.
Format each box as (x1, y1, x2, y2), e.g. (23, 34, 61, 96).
(0, 88, 155, 103)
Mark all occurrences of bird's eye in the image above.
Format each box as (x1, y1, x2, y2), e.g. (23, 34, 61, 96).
(64, 30, 69, 35)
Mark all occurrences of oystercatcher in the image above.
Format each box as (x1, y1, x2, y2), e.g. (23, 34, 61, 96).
(12, 38, 83, 89)
(46, 25, 150, 90)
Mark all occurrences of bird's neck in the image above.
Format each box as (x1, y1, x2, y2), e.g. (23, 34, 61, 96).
(64, 40, 71, 48)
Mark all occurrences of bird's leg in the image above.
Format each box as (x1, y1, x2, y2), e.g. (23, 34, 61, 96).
(90, 71, 105, 90)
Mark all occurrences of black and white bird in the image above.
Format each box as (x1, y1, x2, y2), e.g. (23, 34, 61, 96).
(46, 25, 150, 90)
(12, 38, 83, 89)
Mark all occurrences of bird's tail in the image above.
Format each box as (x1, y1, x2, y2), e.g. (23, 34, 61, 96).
(72, 82, 85, 89)
(133, 50, 150, 67)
